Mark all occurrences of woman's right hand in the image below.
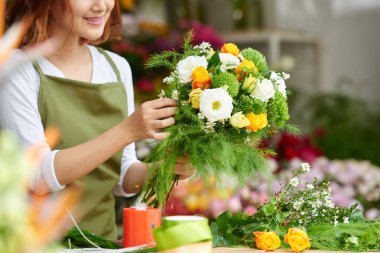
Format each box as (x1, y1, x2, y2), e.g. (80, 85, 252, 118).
(125, 98, 177, 141)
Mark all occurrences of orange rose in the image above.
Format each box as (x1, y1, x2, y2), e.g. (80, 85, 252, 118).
(191, 66, 211, 90)
(253, 231, 281, 251)
(221, 43, 240, 56)
(235, 59, 258, 80)
(246, 112, 268, 132)
(284, 228, 311, 253)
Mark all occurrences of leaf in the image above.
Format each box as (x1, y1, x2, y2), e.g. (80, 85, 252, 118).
(262, 202, 276, 216)
(208, 51, 221, 68)
(347, 236, 359, 245)
(350, 208, 365, 221)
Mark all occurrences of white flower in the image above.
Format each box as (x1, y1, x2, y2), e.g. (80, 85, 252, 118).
(343, 217, 350, 224)
(299, 219, 303, 224)
(198, 112, 205, 120)
(325, 200, 335, 209)
(204, 121, 216, 133)
(281, 72, 290, 80)
(176, 56, 208, 83)
(250, 79, 275, 102)
(293, 200, 302, 211)
(158, 89, 166, 98)
(171, 90, 179, 100)
(306, 184, 314, 190)
(301, 162, 311, 173)
(334, 216, 339, 226)
(219, 53, 240, 72)
(244, 136, 251, 144)
(199, 88, 233, 122)
(290, 177, 299, 187)
(270, 71, 287, 97)
(194, 42, 211, 54)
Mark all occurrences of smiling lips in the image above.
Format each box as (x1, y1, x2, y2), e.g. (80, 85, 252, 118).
(84, 17, 103, 26)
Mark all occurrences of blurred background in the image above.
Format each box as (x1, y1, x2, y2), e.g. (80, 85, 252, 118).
(111, 0, 380, 223)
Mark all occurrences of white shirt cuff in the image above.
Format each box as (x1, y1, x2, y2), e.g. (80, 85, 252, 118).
(113, 160, 141, 197)
(30, 150, 65, 194)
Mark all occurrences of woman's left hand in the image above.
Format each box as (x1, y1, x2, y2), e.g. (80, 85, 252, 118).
(174, 156, 195, 180)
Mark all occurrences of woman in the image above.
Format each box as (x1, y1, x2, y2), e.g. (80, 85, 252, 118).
(1, 0, 194, 239)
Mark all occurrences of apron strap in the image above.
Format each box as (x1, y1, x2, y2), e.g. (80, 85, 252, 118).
(96, 47, 122, 82)
(32, 62, 45, 79)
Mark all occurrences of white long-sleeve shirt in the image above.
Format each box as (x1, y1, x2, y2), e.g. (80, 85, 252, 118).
(0, 45, 140, 196)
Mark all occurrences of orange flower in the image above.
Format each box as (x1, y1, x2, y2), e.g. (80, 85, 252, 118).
(284, 228, 311, 253)
(235, 59, 258, 80)
(246, 112, 268, 132)
(191, 66, 211, 90)
(221, 43, 240, 56)
(253, 231, 281, 251)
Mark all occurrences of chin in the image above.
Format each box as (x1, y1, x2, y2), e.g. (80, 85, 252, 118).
(83, 33, 104, 41)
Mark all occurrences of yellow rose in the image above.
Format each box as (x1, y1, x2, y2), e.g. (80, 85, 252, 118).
(191, 66, 211, 90)
(242, 75, 257, 93)
(235, 59, 258, 80)
(284, 228, 311, 253)
(189, 88, 202, 109)
(246, 112, 268, 132)
(230, 112, 250, 128)
(253, 231, 281, 251)
(221, 43, 240, 56)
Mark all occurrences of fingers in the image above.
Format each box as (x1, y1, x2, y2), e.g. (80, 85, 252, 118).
(174, 162, 195, 180)
(152, 117, 175, 129)
(153, 132, 170, 140)
(175, 156, 190, 164)
(149, 98, 177, 109)
(154, 107, 177, 119)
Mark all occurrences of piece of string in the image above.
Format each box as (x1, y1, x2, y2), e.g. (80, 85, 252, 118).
(65, 207, 102, 249)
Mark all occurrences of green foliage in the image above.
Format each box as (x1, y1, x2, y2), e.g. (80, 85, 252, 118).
(233, 94, 267, 114)
(61, 228, 120, 249)
(268, 92, 290, 128)
(304, 93, 380, 166)
(212, 72, 240, 97)
(61, 228, 158, 252)
(145, 50, 182, 71)
(307, 222, 380, 251)
(241, 48, 268, 72)
(211, 164, 380, 251)
(141, 117, 267, 206)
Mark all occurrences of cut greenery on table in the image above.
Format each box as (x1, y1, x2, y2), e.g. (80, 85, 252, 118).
(211, 163, 380, 251)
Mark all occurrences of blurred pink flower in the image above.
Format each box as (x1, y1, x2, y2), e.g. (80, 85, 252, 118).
(210, 199, 227, 218)
(227, 195, 242, 213)
(243, 205, 257, 215)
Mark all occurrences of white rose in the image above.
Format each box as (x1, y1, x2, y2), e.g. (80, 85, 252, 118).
(176, 56, 208, 83)
(270, 71, 287, 97)
(250, 78, 275, 102)
(219, 53, 240, 72)
(200, 88, 233, 122)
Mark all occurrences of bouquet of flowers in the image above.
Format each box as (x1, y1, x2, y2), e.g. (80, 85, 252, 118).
(140, 32, 298, 207)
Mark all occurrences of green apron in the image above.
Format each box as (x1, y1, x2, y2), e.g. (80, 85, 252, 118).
(34, 48, 128, 240)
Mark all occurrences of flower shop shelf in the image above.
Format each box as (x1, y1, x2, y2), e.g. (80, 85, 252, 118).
(214, 248, 380, 253)
(220, 30, 322, 93)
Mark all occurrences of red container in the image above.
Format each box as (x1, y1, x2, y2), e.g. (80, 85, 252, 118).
(123, 207, 161, 248)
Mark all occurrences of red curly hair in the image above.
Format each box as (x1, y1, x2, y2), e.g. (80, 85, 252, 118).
(6, 0, 122, 46)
